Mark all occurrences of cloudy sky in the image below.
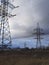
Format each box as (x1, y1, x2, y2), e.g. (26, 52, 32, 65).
(9, 0, 49, 38)
(7, 0, 49, 48)
(8, 0, 49, 38)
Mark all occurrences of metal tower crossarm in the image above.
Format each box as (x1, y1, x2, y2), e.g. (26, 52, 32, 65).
(0, 0, 19, 49)
(33, 23, 44, 48)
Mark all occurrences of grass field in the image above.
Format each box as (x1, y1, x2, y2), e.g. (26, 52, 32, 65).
(0, 48, 49, 65)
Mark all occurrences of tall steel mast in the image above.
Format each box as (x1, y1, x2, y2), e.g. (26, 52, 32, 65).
(0, 0, 19, 49)
(33, 23, 44, 48)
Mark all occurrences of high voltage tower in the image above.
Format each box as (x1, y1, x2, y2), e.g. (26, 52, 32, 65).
(24, 42, 27, 48)
(0, 0, 19, 49)
(33, 23, 44, 48)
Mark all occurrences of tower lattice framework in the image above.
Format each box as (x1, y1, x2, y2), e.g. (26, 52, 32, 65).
(0, 0, 19, 49)
(33, 23, 44, 48)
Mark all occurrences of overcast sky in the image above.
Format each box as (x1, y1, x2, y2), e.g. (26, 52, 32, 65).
(9, 0, 49, 38)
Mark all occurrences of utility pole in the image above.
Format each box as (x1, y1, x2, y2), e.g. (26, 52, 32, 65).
(33, 23, 44, 48)
(24, 42, 27, 48)
(0, 0, 19, 49)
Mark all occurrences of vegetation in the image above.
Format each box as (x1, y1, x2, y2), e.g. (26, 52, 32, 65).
(0, 48, 49, 65)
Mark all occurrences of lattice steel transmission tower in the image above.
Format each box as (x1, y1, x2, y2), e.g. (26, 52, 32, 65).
(24, 42, 27, 48)
(0, 0, 19, 49)
(33, 23, 44, 48)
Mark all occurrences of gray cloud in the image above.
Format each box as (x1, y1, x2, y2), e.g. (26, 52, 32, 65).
(9, 0, 49, 38)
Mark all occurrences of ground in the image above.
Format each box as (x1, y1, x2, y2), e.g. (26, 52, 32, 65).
(0, 48, 49, 65)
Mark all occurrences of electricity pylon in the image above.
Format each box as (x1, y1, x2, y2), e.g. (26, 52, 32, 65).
(33, 23, 44, 48)
(0, 0, 19, 49)
(24, 42, 27, 48)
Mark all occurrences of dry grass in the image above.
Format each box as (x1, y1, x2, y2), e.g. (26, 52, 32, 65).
(0, 49, 49, 65)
